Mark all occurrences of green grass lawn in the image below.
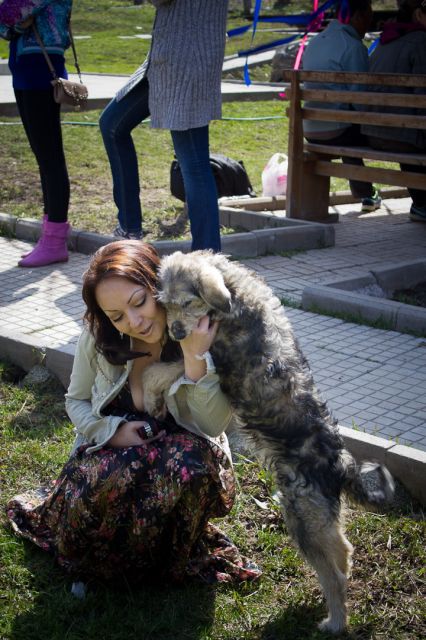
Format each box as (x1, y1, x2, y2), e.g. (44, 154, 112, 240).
(0, 1, 339, 73)
(0, 360, 425, 640)
(1, 0, 395, 242)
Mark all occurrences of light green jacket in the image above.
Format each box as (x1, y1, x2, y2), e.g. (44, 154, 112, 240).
(65, 329, 233, 456)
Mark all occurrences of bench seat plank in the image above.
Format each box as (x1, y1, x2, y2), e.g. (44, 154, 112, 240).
(302, 108, 426, 130)
(284, 70, 426, 87)
(314, 160, 426, 190)
(299, 89, 426, 109)
(305, 143, 426, 166)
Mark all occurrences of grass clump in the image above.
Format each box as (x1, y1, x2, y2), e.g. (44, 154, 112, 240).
(0, 359, 425, 640)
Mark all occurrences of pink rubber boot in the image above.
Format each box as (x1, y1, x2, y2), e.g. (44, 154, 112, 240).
(21, 214, 48, 258)
(18, 220, 70, 268)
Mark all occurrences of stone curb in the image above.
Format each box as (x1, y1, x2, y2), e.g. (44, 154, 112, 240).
(0, 211, 335, 258)
(0, 326, 424, 506)
(302, 260, 426, 336)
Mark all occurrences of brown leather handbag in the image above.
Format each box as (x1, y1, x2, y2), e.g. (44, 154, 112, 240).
(32, 22, 88, 111)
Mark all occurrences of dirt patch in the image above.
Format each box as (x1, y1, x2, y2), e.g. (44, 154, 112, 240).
(392, 282, 426, 308)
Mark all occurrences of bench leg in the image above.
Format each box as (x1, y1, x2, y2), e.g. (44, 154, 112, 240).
(286, 160, 338, 223)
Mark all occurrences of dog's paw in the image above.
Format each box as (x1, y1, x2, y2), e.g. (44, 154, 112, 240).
(142, 360, 185, 419)
(318, 616, 347, 635)
(359, 461, 395, 505)
(144, 388, 168, 420)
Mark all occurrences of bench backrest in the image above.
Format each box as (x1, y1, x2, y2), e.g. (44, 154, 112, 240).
(284, 71, 426, 129)
(282, 70, 426, 132)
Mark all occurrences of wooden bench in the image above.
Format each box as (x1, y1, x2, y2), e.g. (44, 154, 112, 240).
(282, 70, 426, 222)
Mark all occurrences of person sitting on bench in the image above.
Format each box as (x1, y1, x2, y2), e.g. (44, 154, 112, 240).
(362, 0, 426, 223)
(302, 0, 382, 213)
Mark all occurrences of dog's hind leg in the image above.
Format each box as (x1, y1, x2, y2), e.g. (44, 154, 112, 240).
(280, 495, 353, 634)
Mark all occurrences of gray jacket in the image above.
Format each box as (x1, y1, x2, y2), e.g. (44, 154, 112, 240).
(65, 329, 233, 456)
(117, 0, 229, 130)
(361, 30, 426, 149)
(302, 20, 369, 138)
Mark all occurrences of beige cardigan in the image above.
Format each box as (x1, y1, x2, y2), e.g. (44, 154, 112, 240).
(65, 329, 233, 456)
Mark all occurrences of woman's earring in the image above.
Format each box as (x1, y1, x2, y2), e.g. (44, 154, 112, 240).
(119, 331, 124, 340)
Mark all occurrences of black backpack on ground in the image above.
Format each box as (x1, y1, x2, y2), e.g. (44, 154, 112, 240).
(170, 153, 256, 202)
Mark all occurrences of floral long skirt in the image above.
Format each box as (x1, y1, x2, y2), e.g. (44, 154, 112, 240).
(6, 425, 261, 585)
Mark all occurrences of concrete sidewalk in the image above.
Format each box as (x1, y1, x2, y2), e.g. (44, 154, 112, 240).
(0, 198, 425, 503)
(0, 72, 285, 117)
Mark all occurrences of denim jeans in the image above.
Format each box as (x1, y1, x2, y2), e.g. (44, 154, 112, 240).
(99, 78, 221, 250)
(171, 126, 220, 251)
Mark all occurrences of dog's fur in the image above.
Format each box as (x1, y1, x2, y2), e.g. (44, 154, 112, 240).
(142, 250, 394, 633)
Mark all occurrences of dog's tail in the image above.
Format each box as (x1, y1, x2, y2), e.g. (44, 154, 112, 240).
(340, 450, 395, 507)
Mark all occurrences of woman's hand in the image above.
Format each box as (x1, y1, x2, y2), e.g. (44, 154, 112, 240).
(18, 16, 34, 29)
(179, 315, 219, 382)
(108, 421, 165, 448)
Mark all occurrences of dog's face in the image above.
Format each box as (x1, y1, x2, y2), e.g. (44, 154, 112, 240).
(157, 252, 232, 340)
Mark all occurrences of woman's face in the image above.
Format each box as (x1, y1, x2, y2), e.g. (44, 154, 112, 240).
(95, 276, 166, 345)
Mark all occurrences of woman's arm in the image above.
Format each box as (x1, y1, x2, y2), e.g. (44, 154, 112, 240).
(179, 315, 219, 382)
(166, 315, 234, 437)
(0, 0, 57, 27)
(0, 24, 12, 39)
(172, 370, 234, 437)
(65, 329, 124, 450)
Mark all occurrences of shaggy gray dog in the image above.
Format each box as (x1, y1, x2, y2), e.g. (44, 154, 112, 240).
(142, 250, 394, 634)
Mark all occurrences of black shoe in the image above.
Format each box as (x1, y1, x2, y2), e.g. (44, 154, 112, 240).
(112, 223, 143, 240)
(361, 189, 382, 212)
(409, 204, 426, 222)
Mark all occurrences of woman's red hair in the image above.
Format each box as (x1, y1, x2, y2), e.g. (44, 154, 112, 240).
(82, 241, 161, 364)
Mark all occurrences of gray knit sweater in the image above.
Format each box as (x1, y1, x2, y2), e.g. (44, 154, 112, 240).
(121, 0, 228, 131)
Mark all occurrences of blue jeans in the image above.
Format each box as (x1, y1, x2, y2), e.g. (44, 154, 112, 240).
(99, 78, 221, 251)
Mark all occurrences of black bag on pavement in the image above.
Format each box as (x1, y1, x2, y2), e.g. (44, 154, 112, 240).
(170, 153, 256, 202)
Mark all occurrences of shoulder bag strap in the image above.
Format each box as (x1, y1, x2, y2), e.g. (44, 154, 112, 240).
(32, 20, 83, 84)
(67, 22, 83, 84)
(32, 23, 58, 80)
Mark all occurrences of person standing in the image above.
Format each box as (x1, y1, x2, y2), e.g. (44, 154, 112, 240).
(100, 0, 228, 252)
(0, 0, 72, 267)
(302, 0, 382, 213)
(362, 0, 426, 222)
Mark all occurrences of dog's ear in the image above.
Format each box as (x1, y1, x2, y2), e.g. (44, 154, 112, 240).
(197, 266, 232, 313)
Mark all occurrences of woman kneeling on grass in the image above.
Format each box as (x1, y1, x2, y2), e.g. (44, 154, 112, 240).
(6, 241, 261, 589)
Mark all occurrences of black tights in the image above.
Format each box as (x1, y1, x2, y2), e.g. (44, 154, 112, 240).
(14, 88, 69, 222)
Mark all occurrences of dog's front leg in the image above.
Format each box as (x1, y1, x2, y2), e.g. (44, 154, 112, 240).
(142, 361, 185, 418)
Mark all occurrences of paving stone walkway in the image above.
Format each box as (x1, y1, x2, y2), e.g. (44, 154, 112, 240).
(0, 197, 425, 452)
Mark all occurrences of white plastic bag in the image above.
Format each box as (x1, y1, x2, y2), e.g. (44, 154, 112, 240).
(261, 153, 288, 197)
